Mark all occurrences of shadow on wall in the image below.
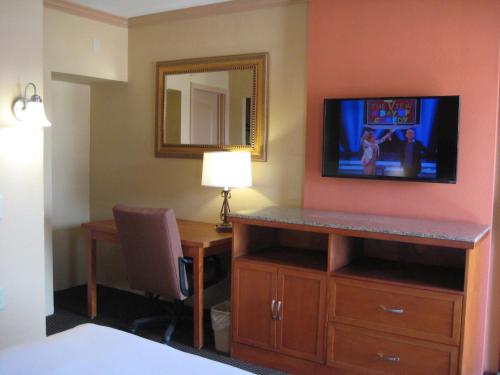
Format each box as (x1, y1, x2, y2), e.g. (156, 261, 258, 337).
(52, 227, 87, 291)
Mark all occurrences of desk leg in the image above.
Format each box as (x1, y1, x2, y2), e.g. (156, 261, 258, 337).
(193, 247, 205, 349)
(87, 233, 97, 319)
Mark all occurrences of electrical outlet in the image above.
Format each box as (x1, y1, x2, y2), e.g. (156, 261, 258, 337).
(0, 288, 5, 311)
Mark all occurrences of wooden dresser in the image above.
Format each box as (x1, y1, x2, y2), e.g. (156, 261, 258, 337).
(228, 207, 490, 375)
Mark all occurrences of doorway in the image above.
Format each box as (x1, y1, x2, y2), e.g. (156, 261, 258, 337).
(190, 83, 229, 144)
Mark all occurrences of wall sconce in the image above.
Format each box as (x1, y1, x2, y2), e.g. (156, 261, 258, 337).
(12, 82, 51, 127)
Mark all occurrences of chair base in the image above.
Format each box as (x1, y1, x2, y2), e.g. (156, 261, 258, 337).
(129, 299, 184, 344)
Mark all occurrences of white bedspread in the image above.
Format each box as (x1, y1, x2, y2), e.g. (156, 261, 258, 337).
(0, 324, 251, 375)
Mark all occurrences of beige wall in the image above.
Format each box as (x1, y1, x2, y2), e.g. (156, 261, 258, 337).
(90, 2, 308, 287)
(43, 7, 128, 314)
(0, 0, 46, 348)
(44, 7, 128, 82)
(49, 81, 91, 292)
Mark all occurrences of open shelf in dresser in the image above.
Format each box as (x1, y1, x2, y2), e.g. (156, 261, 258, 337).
(238, 246, 327, 272)
(330, 237, 466, 293)
(334, 257, 464, 293)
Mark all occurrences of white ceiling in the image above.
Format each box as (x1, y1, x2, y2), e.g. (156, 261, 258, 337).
(66, 0, 231, 18)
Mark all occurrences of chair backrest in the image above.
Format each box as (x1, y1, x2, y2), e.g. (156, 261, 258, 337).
(112, 204, 186, 301)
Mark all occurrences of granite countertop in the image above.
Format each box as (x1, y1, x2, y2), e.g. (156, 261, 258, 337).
(228, 206, 490, 246)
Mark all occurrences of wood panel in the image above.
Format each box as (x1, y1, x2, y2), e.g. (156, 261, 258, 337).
(232, 222, 249, 259)
(232, 223, 276, 259)
(363, 239, 466, 269)
(232, 260, 277, 350)
(328, 233, 361, 273)
(276, 229, 328, 251)
(237, 247, 326, 272)
(86, 234, 97, 318)
(192, 247, 204, 349)
(330, 278, 463, 346)
(232, 341, 355, 375)
(327, 324, 459, 375)
(459, 240, 489, 374)
(276, 268, 326, 363)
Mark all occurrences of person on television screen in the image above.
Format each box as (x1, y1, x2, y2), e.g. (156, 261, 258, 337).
(400, 128, 426, 178)
(360, 128, 395, 175)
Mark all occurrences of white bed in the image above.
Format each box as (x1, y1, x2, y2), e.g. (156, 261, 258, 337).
(0, 324, 252, 375)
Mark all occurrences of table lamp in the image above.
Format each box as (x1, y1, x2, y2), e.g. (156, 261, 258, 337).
(202, 151, 252, 232)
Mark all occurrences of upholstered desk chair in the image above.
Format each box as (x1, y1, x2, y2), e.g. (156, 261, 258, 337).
(113, 204, 221, 344)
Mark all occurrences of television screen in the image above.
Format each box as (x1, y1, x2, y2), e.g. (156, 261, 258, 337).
(322, 96, 459, 183)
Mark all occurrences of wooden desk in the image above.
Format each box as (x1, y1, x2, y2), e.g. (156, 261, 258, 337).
(81, 219, 232, 349)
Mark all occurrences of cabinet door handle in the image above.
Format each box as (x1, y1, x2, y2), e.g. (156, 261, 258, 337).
(276, 301, 282, 321)
(379, 305, 404, 314)
(377, 352, 400, 362)
(271, 299, 277, 320)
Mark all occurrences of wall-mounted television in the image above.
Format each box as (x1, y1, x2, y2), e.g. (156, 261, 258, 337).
(322, 96, 459, 183)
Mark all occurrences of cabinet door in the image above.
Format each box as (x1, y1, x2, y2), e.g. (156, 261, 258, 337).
(232, 260, 277, 350)
(276, 268, 326, 363)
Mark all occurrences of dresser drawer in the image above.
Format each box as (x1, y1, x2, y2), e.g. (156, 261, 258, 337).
(327, 323, 458, 375)
(329, 278, 463, 345)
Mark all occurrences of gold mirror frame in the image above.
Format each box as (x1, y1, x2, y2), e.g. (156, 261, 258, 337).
(155, 53, 268, 161)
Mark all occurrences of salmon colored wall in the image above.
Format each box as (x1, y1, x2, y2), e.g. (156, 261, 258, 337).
(304, 0, 500, 372)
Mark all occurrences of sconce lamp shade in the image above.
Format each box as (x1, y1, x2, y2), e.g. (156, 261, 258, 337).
(24, 100, 51, 127)
(202, 152, 252, 190)
(12, 82, 51, 127)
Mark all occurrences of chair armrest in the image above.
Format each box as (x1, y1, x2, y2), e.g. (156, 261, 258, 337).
(178, 257, 193, 297)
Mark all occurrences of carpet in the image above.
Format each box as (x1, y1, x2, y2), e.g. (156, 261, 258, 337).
(48, 285, 286, 375)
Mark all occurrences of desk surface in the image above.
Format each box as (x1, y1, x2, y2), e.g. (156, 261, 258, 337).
(82, 219, 232, 248)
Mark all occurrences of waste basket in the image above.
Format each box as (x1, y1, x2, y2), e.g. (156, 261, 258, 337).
(210, 300, 231, 353)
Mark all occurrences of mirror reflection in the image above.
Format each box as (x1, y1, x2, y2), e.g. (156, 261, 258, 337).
(155, 53, 268, 161)
(164, 69, 253, 146)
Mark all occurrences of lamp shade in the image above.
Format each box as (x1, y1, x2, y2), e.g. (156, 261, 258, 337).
(25, 100, 51, 127)
(202, 151, 252, 189)
(12, 90, 51, 128)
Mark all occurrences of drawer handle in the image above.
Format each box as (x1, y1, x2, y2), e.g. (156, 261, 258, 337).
(379, 305, 404, 314)
(377, 352, 400, 362)
(271, 299, 277, 320)
(276, 301, 282, 321)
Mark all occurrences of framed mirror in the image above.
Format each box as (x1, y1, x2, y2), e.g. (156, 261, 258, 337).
(155, 53, 268, 161)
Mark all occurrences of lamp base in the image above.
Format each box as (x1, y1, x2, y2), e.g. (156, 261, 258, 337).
(216, 222, 233, 233)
